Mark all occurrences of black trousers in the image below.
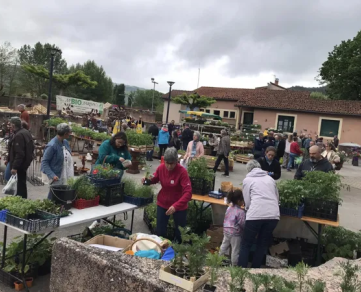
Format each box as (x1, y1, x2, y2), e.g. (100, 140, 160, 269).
(17, 169, 28, 199)
(159, 144, 168, 159)
(213, 154, 229, 175)
(157, 206, 187, 243)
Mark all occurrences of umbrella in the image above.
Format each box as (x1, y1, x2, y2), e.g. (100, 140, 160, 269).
(179, 110, 222, 120)
(339, 143, 361, 148)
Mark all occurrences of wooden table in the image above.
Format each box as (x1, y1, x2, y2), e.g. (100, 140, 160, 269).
(192, 194, 340, 265)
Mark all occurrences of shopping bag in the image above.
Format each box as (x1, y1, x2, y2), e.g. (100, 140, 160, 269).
(2, 174, 17, 195)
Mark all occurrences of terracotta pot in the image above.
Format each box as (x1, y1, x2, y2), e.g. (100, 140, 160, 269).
(14, 281, 24, 291)
(26, 277, 33, 288)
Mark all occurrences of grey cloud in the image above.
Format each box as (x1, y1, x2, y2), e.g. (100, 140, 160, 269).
(1, 0, 360, 90)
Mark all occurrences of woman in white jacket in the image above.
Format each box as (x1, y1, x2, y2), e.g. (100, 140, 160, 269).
(322, 143, 340, 169)
(238, 160, 280, 268)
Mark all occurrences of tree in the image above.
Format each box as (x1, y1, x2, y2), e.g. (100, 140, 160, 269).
(172, 93, 216, 110)
(127, 91, 135, 107)
(18, 42, 67, 97)
(0, 42, 19, 95)
(22, 64, 97, 96)
(318, 30, 361, 100)
(133, 89, 163, 111)
(113, 84, 125, 105)
(310, 91, 328, 100)
(68, 60, 113, 102)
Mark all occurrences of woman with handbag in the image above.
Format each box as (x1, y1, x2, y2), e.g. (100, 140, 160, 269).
(95, 131, 132, 181)
(41, 123, 74, 199)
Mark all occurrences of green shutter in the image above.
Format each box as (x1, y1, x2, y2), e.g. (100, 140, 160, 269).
(320, 119, 340, 137)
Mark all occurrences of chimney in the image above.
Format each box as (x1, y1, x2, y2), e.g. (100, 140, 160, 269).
(275, 78, 279, 85)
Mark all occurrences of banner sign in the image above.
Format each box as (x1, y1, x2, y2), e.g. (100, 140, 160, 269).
(56, 95, 104, 115)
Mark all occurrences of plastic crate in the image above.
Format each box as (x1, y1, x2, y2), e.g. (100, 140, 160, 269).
(303, 199, 339, 222)
(0, 209, 8, 222)
(280, 204, 304, 218)
(88, 176, 120, 187)
(73, 196, 100, 210)
(190, 177, 214, 195)
(124, 195, 153, 207)
(99, 183, 124, 207)
(0, 269, 14, 288)
(5, 210, 60, 233)
(208, 192, 223, 199)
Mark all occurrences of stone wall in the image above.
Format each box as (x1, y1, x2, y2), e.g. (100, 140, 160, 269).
(50, 237, 361, 292)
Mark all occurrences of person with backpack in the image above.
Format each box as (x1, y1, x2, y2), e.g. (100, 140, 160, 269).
(257, 146, 281, 180)
(8, 117, 34, 199)
(181, 124, 193, 151)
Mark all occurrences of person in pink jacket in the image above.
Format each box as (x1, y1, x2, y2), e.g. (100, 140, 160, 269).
(183, 131, 204, 160)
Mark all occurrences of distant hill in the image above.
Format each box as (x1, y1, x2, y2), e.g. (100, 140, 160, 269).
(125, 85, 146, 93)
(288, 85, 327, 94)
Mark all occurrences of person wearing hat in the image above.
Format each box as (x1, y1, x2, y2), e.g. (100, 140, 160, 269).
(8, 117, 34, 198)
(158, 125, 170, 160)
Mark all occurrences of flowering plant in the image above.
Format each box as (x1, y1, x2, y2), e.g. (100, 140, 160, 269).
(336, 151, 349, 163)
(352, 151, 360, 158)
(91, 164, 121, 179)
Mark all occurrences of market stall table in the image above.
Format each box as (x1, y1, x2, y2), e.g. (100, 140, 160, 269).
(191, 194, 340, 266)
(70, 135, 102, 154)
(0, 202, 138, 291)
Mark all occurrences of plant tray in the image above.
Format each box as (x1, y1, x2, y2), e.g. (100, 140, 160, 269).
(159, 265, 209, 292)
(99, 183, 124, 207)
(280, 204, 304, 218)
(5, 210, 60, 233)
(190, 177, 214, 195)
(0, 209, 8, 222)
(88, 176, 120, 187)
(303, 199, 338, 222)
(0, 269, 14, 288)
(73, 196, 100, 210)
(124, 195, 153, 207)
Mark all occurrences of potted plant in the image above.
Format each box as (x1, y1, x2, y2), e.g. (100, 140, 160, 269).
(69, 176, 99, 209)
(143, 165, 152, 186)
(277, 180, 305, 218)
(352, 149, 360, 167)
(123, 178, 154, 206)
(250, 274, 263, 292)
(228, 267, 249, 292)
(289, 261, 309, 292)
(203, 251, 225, 291)
(188, 158, 215, 195)
(335, 150, 348, 170)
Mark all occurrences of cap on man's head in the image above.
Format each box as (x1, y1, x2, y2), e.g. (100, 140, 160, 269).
(10, 117, 22, 128)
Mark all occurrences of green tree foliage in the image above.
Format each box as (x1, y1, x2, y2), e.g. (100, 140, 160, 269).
(318, 30, 361, 100)
(310, 91, 329, 100)
(133, 89, 163, 112)
(172, 93, 216, 110)
(0, 42, 19, 95)
(22, 64, 97, 96)
(113, 83, 125, 105)
(18, 42, 67, 97)
(127, 91, 135, 107)
(68, 60, 113, 102)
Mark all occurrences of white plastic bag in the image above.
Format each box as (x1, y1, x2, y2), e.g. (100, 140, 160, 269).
(2, 174, 17, 195)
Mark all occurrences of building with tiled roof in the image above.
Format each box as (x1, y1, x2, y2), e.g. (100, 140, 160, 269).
(162, 82, 361, 144)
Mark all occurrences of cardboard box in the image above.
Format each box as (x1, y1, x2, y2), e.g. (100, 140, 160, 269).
(159, 265, 209, 292)
(206, 226, 224, 249)
(85, 235, 133, 251)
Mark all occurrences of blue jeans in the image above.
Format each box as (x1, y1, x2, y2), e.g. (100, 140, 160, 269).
(288, 153, 298, 170)
(5, 163, 11, 182)
(238, 219, 279, 268)
(157, 206, 187, 243)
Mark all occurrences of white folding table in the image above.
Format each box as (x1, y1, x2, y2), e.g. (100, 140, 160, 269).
(0, 202, 138, 291)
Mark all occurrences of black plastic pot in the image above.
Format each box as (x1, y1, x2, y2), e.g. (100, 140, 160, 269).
(203, 284, 216, 292)
(169, 265, 176, 275)
(175, 268, 185, 278)
(143, 178, 152, 186)
(50, 185, 76, 210)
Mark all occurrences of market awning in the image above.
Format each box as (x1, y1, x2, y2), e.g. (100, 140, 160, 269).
(179, 110, 222, 120)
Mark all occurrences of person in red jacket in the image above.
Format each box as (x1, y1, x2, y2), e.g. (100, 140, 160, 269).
(142, 147, 192, 242)
(287, 137, 303, 171)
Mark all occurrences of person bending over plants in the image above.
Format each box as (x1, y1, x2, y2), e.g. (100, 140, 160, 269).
(219, 190, 246, 266)
(96, 132, 131, 181)
(141, 147, 192, 243)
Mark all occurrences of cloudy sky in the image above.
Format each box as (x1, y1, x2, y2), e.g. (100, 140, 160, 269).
(1, 0, 361, 93)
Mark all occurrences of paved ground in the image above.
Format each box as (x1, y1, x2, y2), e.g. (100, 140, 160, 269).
(0, 157, 360, 291)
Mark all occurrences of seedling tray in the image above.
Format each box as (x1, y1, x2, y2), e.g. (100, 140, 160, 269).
(280, 204, 304, 218)
(5, 210, 60, 233)
(124, 195, 153, 207)
(99, 183, 124, 207)
(303, 199, 338, 222)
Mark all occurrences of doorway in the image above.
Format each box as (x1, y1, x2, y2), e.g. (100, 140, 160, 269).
(243, 112, 254, 125)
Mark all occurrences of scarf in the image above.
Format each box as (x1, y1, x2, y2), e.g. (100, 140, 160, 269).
(191, 141, 198, 157)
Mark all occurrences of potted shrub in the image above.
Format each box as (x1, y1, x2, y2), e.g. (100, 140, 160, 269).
(188, 158, 215, 195)
(228, 267, 249, 292)
(277, 180, 305, 218)
(89, 164, 122, 187)
(123, 179, 154, 207)
(203, 251, 225, 291)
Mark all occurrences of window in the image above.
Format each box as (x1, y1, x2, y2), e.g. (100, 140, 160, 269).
(320, 119, 340, 137)
(230, 111, 236, 119)
(213, 110, 220, 116)
(277, 115, 295, 132)
(223, 111, 229, 118)
(199, 108, 204, 112)
(205, 109, 210, 113)
(243, 112, 253, 124)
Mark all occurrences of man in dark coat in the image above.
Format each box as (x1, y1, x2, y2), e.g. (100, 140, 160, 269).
(295, 145, 333, 180)
(8, 117, 34, 198)
(181, 124, 193, 151)
(333, 135, 339, 148)
(253, 133, 264, 159)
(276, 134, 286, 161)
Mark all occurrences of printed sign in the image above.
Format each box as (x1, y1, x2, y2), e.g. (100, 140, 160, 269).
(56, 95, 104, 115)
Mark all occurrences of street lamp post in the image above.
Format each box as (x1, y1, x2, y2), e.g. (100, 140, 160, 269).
(46, 47, 61, 119)
(151, 78, 158, 113)
(165, 81, 175, 124)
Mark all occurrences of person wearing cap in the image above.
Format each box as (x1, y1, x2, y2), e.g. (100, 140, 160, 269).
(158, 125, 170, 160)
(8, 117, 34, 198)
(18, 104, 30, 128)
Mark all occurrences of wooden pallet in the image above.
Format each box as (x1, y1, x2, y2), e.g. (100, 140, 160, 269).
(235, 154, 251, 164)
